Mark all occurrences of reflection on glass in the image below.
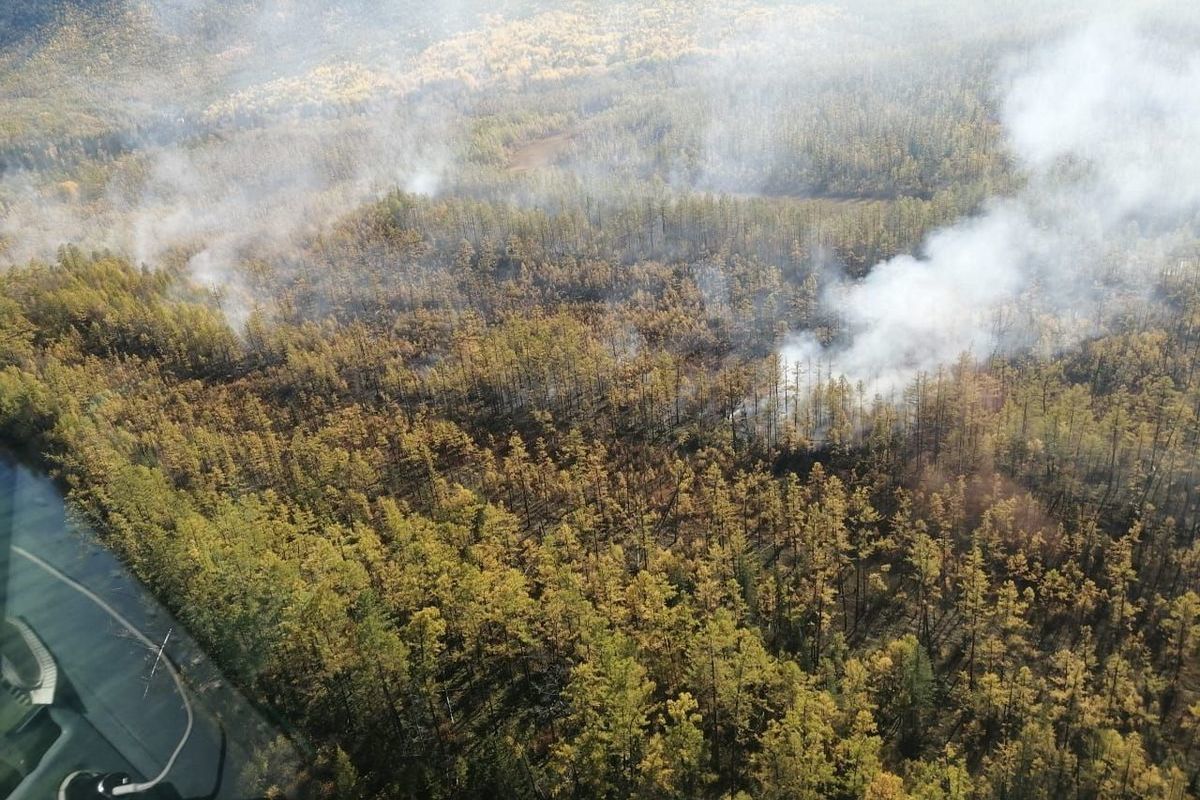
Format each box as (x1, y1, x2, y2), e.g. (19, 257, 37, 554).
(0, 456, 298, 799)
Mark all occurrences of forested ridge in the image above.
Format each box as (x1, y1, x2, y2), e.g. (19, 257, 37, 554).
(4, 0, 1200, 798)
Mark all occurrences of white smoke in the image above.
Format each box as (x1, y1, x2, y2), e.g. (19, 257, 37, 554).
(0, 0, 468, 321)
(2, 0, 1196, 340)
(781, 18, 1200, 393)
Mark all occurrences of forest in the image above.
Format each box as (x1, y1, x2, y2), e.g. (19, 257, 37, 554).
(3, 1, 1200, 798)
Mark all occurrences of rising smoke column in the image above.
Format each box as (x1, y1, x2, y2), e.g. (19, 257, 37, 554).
(780, 19, 1200, 393)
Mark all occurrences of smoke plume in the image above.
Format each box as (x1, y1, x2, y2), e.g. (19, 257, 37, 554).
(781, 17, 1200, 392)
(0, 0, 472, 322)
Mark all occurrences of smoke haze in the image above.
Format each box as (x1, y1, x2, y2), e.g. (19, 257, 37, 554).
(781, 15, 1200, 392)
(2, 0, 1199, 370)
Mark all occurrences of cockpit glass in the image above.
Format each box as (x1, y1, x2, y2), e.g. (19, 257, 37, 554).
(1, 457, 297, 800)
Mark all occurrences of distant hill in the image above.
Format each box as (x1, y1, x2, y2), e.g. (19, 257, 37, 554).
(0, 0, 118, 47)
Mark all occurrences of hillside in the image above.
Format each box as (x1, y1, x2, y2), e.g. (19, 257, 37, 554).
(4, 2, 1200, 799)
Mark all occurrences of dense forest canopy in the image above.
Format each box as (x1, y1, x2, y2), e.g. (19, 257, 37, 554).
(4, 0, 1200, 798)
